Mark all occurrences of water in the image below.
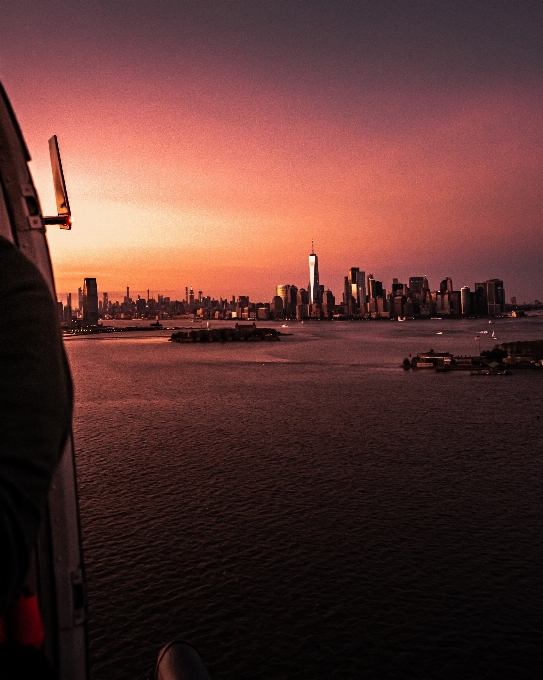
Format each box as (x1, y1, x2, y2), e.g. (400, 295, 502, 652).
(66, 317, 543, 679)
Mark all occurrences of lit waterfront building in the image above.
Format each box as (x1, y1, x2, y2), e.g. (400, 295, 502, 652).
(276, 284, 290, 308)
(308, 242, 320, 305)
(276, 284, 298, 318)
(347, 268, 359, 312)
(356, 270, 366, 308)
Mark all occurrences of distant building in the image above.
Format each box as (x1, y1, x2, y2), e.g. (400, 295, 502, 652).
(270, 295, 284, 319)
(356, 270, 366, 309)
(83, 278, 98, 325)
(460, 286, 471, 316)
(367, 275, 383, 299)
(296, 303, 309, 319)
(276, 284, 290, 310)
(345, 267, 366, 314)
(297, 288, 309, 306)
(460, 286, 471, 315)
(136, 297, 146, 317)
(276, 285, 297, 318)
(64, 292, 73, 323)
(408, 277, 425, 295)
(440, 277, 453, 294)
(391, 278, 407, 296)
(348, 267, 359, 300)
(436, 291, 451, 315)
(393, 296, 405, 318)
(342, 274, 356, 315)
(277, 284, 298, 318)
(484, 279, 505, 316)
(473, 283, 487, 315)
(322, 290, 335, 319)
(308, 244, 321, 305)
(450, 290, 461, 315)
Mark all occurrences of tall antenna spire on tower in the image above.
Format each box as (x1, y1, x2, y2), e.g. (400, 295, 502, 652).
(311, 239, 314, 255)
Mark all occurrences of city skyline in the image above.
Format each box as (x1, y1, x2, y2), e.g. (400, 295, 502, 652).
(4, 2, 542, 301)
(55, 246, 538, 308)
(58, 244, 516, 322)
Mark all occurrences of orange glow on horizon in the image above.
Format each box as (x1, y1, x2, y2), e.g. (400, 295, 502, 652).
(10, 69, 542, 302)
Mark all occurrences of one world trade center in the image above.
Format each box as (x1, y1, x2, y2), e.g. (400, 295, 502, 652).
(309, 241, 320, 305)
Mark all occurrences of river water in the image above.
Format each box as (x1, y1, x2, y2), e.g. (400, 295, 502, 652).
(65, 317, 543, 680)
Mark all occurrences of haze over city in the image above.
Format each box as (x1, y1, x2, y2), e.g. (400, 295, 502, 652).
(1, 1, 542, 301)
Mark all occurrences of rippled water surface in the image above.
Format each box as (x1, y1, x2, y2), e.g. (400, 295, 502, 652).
(66, 318, 543, 679)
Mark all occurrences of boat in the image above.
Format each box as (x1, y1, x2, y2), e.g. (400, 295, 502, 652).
(436, 331, 443, 335)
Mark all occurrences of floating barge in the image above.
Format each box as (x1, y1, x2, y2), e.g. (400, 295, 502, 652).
(170, 323, 280, 343)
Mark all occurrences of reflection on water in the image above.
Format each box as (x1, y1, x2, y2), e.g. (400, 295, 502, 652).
(66, 318, 543, 679)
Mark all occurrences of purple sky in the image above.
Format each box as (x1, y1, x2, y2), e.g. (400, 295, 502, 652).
(1, 1, 542, 301)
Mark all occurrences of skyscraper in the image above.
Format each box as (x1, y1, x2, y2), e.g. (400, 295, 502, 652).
(276, 284, 290, 311)
(367, 275, 383, 299)
(460, 286, 471, 315)
(348, 267, 359, 300)
(64, 293, 72, 324)
(308, 242, 320, 305)
(440, 277, 453, 294)
(277, 284, 298, 318)
(484, 279, 505, 316)
(83, 278, 98, 326)
(409, 277, 425, 294)
(356, 270, 366, 308)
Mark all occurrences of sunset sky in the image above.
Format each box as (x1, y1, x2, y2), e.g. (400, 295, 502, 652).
(1, 1, 542, 302)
